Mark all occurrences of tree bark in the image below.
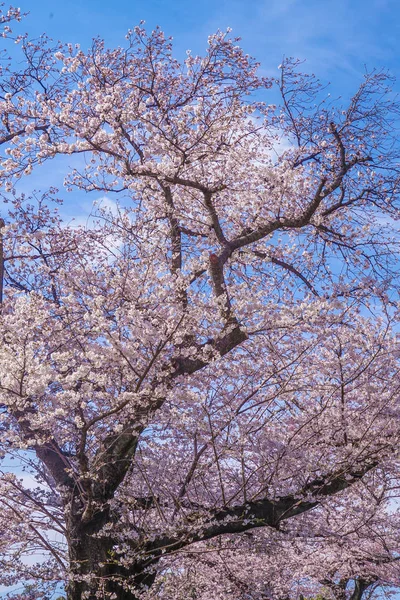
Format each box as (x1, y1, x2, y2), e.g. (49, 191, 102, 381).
(66, 509, 156, 600)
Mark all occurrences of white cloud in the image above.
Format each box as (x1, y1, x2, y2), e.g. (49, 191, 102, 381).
(62, 195, 120, 229)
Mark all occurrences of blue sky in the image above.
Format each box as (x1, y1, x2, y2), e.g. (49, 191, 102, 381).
(22, 0, 400, 92)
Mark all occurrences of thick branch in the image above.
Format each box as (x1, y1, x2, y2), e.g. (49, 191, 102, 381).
(94, 430, 139, 501)
(250, 250, 319, 296)
(162, 184, 183, 274)
(142, 460, 379, 559)
(350, 578, 378, 600)
(13, 408, 74, 489)
(203, 191, 229, 245)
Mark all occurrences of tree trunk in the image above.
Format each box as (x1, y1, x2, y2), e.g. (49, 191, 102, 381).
(65, 510, 156, 600)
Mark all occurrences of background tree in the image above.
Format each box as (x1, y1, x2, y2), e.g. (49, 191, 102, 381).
(0, 7, 400, 599)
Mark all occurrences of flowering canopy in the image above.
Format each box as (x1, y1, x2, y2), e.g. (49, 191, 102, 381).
(0, 7, 400, 599)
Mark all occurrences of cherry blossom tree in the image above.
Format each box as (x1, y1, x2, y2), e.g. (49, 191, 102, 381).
(1, 7, 400, 599)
